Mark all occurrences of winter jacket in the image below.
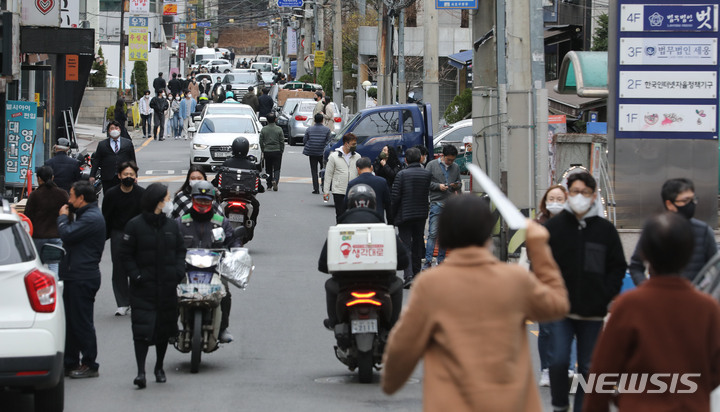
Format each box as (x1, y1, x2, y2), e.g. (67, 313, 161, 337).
(426, 158, 462, 203)
(152, 77, 166, 94)
(150, 96, 169, 114)
(24, 183, 69, 239)
(241, 92, 259, 113)
(323, 103, 335, 130)
(544, 207, 627, 318)
(629, 217, 717, 284)
(167, 78, 182, 96)
(44, 151, 80, 192)
(257, 94, 274, 118)
(57, 202, 106, 281)
(139, 96, 153, 116)
(179, 97, 197, 120)
(121, 212, 185, 342)
(372, 157, 401, 189)
(346, 172, 391, 224)
(176, 213, 240, 249)
(303, 123, 331, 156)
(323, 148, 361, 195)
(390, 163, 431, 225)
(259, 123, 285, 153)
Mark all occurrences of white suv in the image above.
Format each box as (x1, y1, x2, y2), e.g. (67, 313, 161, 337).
(0, 199, 65, 411)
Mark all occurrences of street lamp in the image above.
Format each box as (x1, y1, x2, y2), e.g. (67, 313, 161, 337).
(362, 80, 372, 108)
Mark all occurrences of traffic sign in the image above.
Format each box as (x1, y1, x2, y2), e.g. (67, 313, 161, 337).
(314, 50, 325, 68)
(197, 22, 211, 27)
(436, 0, 477, 9)
(278, 0, 303, 7)
(204, 29, 211, 35)
(258, 22, 268, 27)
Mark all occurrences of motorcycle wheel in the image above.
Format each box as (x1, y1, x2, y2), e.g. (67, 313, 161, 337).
(190, 310, 202, 373)
(357, 351, 373, 384)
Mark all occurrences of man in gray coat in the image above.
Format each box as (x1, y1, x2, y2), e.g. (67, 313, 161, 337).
(303, 113, 331, 194)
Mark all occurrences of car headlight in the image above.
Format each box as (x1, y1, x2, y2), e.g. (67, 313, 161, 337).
(193, 144, 208, 150)
(250, 143, 259, 150)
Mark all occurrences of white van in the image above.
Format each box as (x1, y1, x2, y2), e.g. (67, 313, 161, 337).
(194, 47, 216, 63)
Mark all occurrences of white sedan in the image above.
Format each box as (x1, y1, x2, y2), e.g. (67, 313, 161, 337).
(190, 114, 262, 170)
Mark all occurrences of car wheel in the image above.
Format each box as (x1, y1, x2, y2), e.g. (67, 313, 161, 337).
(34, 375, 64, 412)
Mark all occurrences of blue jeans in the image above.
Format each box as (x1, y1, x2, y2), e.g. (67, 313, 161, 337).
(538, 322, 577, 370)
(548, 317, 603, 411)
(424, 202, 445, 265)
(33, 238, 62, 278)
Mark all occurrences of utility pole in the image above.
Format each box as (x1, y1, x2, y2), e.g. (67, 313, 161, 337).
(119, 0, 126, 95)
(422, 0, 439, 129)
(297, 5, 306, 78)
(332, 0, 342, 106)
(377, 5, 388, 105)
(398, 8, 406, 104)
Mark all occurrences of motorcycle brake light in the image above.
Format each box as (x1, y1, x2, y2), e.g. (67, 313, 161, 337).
(351, 292, 376, 298)
(295, 115, 308, 121)
(228, 201, 246, 209)
(346, 292, 381, 307)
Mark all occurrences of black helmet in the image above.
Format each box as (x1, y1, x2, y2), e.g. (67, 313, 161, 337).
(231, 137, 249, 157)
(191, 180, 215, 198)
(347, 184, 376, 210)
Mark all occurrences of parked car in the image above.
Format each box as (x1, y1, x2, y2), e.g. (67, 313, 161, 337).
(190, 114, 262, 170)
(193, 59, 232, 73)
(250, 62, 273, 73)
(260, 71, 275, 86)
(277, 97, 306, 141)
(0, 198, 66, 412)
(222, 72, 264, 101)
(282, 81, 322, 92)
(287, 99, 318, 146)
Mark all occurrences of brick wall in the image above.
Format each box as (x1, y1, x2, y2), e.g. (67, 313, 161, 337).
(218, 27, 270, 55)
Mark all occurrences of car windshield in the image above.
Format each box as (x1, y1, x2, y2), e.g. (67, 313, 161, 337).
(198, 60, 210, 65)
(223, 73, 256, 84)
(199, 117, 256, 134)
(282, 100, 302, 114)
(331, 115, 361, 143)
(206, 106, 254, 116)
(0, 222, 35, 264)
(297, 102, 316, 113)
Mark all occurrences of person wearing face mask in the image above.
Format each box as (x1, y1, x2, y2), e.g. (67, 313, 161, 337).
(176, 181, 242, 344)
(259, 113, 285, 191)
(628, 178, 717, 286)
(120, 183, 186, 388)
(150, 90, 169, 141)
(544, 172, 627, 412)
(179, 92, 197, 140)
(187, 76, 200, 99)
(323, 133, 361, 222)
(167, 72, 182, 97)
(212, 76, 224, 102)
(90, 120, 137, 194)
(169, 93, 182, 139)
(171, 166, 223, 218)
(139, 90, 153, 138)
(102, 161, 145, 317)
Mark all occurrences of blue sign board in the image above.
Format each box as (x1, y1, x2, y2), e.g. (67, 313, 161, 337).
(5, 101, 38, 185)
(197, 22, 211, 28)
(258, 22, 268, 27)
(278, 0, 303, 7)
(621, 4, 718, 32)
(436, 0, 477, 9)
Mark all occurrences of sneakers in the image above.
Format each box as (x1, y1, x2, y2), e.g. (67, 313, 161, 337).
(568, 369, 576, 378)
(272, 180, 278, 191)
(219, 329, 234, 343)
(539, 368, 550, 387)
(402, 277, 413, 289)
(115, 306, 131, 316)
(69, 365, 99, 379)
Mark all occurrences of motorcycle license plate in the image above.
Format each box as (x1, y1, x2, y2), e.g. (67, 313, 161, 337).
(351, 319, 377, 334)
(227, 213, 244, 222)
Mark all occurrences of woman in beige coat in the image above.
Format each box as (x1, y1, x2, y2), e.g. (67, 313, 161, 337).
(382, 194, 569, 411)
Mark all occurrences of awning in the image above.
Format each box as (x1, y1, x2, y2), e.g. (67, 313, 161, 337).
(447, 50, 472, 69)
(554, 51, 608, 98)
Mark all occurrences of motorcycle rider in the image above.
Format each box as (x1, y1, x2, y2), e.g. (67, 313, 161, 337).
(318, 184, 409, 329)
(176, 181, 242, 343)
(211, 137, 263, 242)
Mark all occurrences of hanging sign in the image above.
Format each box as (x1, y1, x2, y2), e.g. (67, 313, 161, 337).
(5, 101, 38, 185)
(129, 16, 149, 61)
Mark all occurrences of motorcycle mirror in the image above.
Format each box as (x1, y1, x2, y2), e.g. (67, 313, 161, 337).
(193, 115, 201, 122)
(260, 173, 269, 179)
(210, 165, 218, 172)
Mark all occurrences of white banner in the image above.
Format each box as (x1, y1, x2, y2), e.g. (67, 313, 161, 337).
(618, 104, 717, 132)
(287, 27, 297, 55)
(620, 37, 718, 65)
(60, 0, 79, 27)
(129, 0, 150, 14)
(21, 0, 61, 27)
(619, 71, 717, 99)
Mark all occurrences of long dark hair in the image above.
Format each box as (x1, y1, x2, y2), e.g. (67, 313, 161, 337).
(384, 146, 400, 169)
(177, 165, 208, 195)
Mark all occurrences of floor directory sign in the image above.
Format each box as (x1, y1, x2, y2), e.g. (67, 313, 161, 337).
(616, 1, 720, 139)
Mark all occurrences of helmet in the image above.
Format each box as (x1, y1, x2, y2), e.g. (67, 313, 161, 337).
(199, 93, 209, 101)
(191, 180, 215, 199)
(347, 184, 376, 210)
(231, 137, 249, 157)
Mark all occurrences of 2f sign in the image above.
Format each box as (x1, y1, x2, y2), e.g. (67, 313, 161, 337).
(622, 5, 644, 31)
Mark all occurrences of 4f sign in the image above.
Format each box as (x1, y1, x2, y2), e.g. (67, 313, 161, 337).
(622, 4, 719, 32)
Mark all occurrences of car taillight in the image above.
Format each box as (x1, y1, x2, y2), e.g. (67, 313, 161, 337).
(334, 117, 342, 123)
(295, 115, 308, 121)
(25, 270, 56, 313)
(346, 291, 382, 307)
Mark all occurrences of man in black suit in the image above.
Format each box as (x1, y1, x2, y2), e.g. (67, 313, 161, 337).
(152, 72, 166, 95)
(167, 72, 182, 97)
(90, 121, 137, 194)
(345, 157, 391, 224)
(44, 137, 80, 192)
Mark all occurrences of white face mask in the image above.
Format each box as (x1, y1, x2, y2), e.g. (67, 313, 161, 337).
(161, 201, 174, 216)
(546, 202, 565, 216)
(109, 129, 121, 138)
(176, 96, 181, 101)
(567, 194, 593, 215)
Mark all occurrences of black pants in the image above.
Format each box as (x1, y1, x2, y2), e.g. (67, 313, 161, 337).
(64, 277, 101, 370)
(398, 218, 426, 280)
(140, 114, 152, 137)
(220, 288, 231, 332)
(264, 151, 283, 186)
(110, 230, 130, 307)
(333, 194, 346, 223)
(308, 155, 323, 193)
(153, 113, 165, 140)
(325, 276, 403, 327)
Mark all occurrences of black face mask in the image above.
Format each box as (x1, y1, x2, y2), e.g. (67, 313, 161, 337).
(675, 201, 696, 220)
(121, 177, 135, 187)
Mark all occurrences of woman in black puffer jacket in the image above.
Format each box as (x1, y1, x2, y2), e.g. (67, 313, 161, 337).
(120, 183, 186, 389)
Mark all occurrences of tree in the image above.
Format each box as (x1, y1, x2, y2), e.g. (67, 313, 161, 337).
(591, 13, 608, 52)
(317, 62, 333, 96)
(132, 60, 149, 96)
(89, 47, 107, 87)
(443, 88, 472, 124)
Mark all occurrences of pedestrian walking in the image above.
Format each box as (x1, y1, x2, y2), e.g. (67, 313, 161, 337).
(322, 96, 336, 130)
(390, 147, 431, 287)
(584, 212, 720, 412)
(241, 86, 259, 113)
(169, 93, 182, 139)
(149, 90, 169, 140)
(152, 72, 166, 95)
(44, 137, 80, 193)
(120, 183, 185, 389)
(303, 112, 331, 194)
(346, 157, 391, 223)
(212, 76, 224, 102)
(167, 73, 182, 97)
(257, 87, 274, 119)
(187, 76, 200, 100)
(629, 178, 717, 285)
(544, 172, 627, 412)
(423, 145, 461, 270)
(323, 133, 361, 222)
(259, 113, 285, 191)
(381, 195, 569, 411)
(58, 181, 106, 379)
(90, 120, 137, 194)
(372, 145, 402, 189)
(139, 90, 153, 138)
(312, 91, 324, 117)
(113, 98, 131, 139)
(101, 161, 145, 317)
(23, 165, 68, 276)
(179, 92, 197, 140)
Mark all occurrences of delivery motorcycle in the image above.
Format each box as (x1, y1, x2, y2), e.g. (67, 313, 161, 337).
(215, 164, 264, 244)
(76, 150, 102, 198)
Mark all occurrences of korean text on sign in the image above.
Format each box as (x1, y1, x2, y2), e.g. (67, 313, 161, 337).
(5, 101, 38, 185)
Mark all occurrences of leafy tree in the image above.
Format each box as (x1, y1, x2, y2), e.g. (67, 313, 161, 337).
(89, 47, 107, 87)
(591, 13, 608, 52)
(317, 62, 333, 95)
(132, 60, 149, 96)
(298, 74, 314, 83)
(443, 88, 472, 124)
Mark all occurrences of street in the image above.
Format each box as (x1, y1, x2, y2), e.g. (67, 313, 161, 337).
(6, 136, 552, 411)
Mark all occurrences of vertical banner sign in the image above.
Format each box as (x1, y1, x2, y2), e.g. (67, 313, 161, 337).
(60, 0, 80, 27)
(5, 101, 38, 185)
(129, 0, 150, 14)
(178, 42, 187, 59)
(163, 1, 178, 15)
(616, 2, 720, 139)
(129, 17, 149, 61)
(66, 55, 79, 81)
(287, 27, 297, 55)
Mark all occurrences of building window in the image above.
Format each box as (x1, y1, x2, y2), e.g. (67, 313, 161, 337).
(99, 0, 121, 12)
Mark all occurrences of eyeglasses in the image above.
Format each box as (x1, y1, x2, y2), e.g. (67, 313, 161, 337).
(569, 188, 594, 197)
(673, 196, 698, 207)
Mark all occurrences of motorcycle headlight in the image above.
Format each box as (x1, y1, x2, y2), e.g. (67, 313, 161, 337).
(250, 143, 259, 150)
(193, 144, 208, 150)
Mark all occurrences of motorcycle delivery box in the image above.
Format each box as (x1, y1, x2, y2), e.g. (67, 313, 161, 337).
(326, 223, 397, 272)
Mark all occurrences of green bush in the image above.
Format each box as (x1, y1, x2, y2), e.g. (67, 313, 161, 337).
(298, 74, 313, 83)
(367, 87, 377, 99)
(132, 61, 149, 96)
(317, 62, 332, 95)
(444, 88, 472, 124)
(106, 106, 115, 122)
(89, 47, 107, 87)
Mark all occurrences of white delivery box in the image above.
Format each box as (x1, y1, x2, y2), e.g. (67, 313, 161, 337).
(326, 223, 397, 272)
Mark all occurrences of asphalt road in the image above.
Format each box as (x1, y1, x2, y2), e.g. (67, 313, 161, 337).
(8, 136, 556, 411)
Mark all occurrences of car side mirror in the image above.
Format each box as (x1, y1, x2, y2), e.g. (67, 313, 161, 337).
(40, 243, 65, 264)
(193, 115, 201, 122)
(188, 126, 196, 133)
(259, 117, 267, 123)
